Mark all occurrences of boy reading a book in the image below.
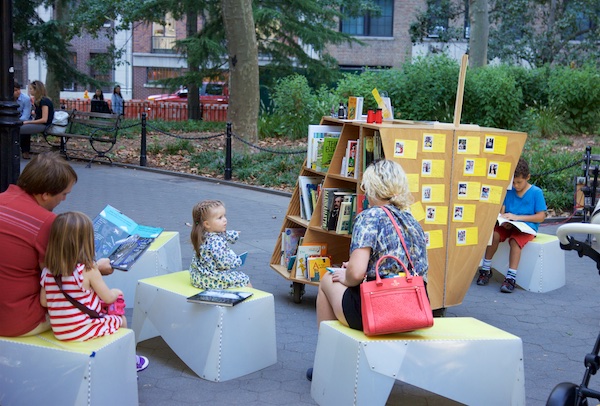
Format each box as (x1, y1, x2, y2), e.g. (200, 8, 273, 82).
(477, 157, 547, 293)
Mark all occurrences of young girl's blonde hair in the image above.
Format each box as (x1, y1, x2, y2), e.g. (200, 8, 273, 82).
(45, 212, 96, 277)
(360, 159, 413, 210)
(190, 200, 224, 256)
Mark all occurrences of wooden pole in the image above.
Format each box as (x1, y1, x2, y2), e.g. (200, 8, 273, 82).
(453, 53, 469, 128)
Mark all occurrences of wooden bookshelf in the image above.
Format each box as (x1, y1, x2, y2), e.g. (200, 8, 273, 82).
(269, 117, 527, 308)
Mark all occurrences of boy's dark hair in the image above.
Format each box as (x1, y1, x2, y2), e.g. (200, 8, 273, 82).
(514, 157, 530, 178)
(14, 81, 22, 89)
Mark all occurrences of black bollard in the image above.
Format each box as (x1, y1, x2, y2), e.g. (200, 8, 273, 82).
(0, 0, 21, 192)
(225, 122, 232, 180)
(140, 113, 147, 166)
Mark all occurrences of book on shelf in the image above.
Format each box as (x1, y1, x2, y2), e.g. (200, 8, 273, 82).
(307, 256, 331, 282)
(315, 134, 340, 172)
(496, 214, 537, 235)
(281, 228, 305, 267)
(187, 289, 253, 307)
(321, 189, 354, 231)
(347, 97, 364, 121)
(335, 200, 353, 235)
(93, 205, 163, 271)
(307, 125, 342, 170)
(298, 175, 322, 220)
(362, 131, 384, 171)
(294, 243, 328, 279)
(344, 140, 358, 178)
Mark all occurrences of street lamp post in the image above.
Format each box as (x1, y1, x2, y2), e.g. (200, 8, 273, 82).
(0, 0, 22, 192)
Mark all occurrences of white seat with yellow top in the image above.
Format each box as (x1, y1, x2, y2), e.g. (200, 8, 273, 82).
(132, 270, 277, 382)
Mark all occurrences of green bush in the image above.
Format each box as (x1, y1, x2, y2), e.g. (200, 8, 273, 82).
(463, 66, 523, 129)
(548, 66, 600, 134)
(395, 55, 459, 122)
(270, 74, 321, 139)
(523, 137, 582, 212)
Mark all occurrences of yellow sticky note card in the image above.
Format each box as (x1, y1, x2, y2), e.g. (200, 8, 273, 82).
(425, 229, 444, 250)
(456, 227, 479, 246)
(421, 159, 445, 178)
(407, 173, 420, 193)
(422, 133, 446, 153)
(421, 184, 445, 203)
(424, 205, 448, 225)
(457, 181, 481, 200)
(456, 136, 480, 155)
(452, 204, 476, 223)
(410, 201, 426, 222)
(484, 135, 508, 155)
(463, 157, 487, 177)
(393, 139, 418, 159)
(487, 161, 512, 180)
(479, 184, 503, 204)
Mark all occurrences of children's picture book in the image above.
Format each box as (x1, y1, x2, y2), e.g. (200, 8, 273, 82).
(307, 256, 331, 282)
(187, 289, 253, 307)
(295, 243, 328, 279)
(496, 214, 537, 235)
(93, 205, 163, 271)
(281, 228, 305, 267)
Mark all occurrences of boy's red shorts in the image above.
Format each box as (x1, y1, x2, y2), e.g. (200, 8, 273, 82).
(494, 224, 535, 249)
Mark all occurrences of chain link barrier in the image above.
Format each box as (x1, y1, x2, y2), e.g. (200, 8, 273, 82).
(230, 132, 306, 155)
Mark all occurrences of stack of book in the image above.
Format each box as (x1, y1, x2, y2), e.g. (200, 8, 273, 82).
(306, 125, 342, 172)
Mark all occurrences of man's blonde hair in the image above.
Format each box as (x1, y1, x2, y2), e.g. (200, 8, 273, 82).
(360, 160, 413, 210)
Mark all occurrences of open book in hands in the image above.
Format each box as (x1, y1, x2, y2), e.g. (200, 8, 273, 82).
(497, 214, 536, 235)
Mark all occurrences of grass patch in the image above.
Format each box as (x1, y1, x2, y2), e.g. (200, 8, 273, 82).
(189, 149, 304, 188)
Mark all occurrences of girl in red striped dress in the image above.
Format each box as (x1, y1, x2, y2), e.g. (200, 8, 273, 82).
(40, 211, 125, 341)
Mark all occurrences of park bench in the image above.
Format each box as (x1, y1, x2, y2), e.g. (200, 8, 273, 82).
(43, 109, 121, 167)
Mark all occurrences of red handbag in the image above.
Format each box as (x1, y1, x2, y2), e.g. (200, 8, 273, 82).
(360, 207, 433, 336)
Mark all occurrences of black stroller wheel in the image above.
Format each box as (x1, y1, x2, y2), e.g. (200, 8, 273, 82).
(546, 382, 586, 406)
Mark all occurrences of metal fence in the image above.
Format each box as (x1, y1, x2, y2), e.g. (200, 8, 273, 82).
(59, 99, 228, 122)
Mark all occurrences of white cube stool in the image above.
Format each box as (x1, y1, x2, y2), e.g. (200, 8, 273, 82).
(103, 231, 181, 305)
(491, 233, 565, 292)
(133, 271, 277, 382)
(311, 318, 525, 406)
(0, 329, 137, 406)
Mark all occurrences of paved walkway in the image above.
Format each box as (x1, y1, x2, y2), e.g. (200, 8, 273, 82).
(44, 160, 600, 405)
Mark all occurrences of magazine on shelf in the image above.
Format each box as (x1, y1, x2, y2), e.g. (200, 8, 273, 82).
(187, 289, 253, 307)
(496, 214, 537, 235)
(93, 205, 163, 271)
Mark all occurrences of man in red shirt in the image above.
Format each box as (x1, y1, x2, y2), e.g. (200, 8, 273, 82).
(0, 152, 111, 337)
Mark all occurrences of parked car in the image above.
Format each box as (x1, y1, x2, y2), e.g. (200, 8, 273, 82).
(147, 82, 228, 104)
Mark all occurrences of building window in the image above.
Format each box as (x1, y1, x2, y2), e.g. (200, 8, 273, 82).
(89, 53, 112, 91)
(152, 13, 177, 53)
(62, 53, 77, 91)
(341, 0, 394, 37)
(146, 67, 183, 84)
(13, 52, 23, 86)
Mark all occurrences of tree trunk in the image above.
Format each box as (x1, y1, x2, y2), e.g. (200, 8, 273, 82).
(45, 1, 65, 104)
(186, 9, 202, 121)
(468, 0, 489, 68)
(221, 0, 259, 148)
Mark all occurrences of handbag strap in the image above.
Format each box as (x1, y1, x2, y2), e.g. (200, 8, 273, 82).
(53, 274, 103, 319)
(381, 206, 415, 274)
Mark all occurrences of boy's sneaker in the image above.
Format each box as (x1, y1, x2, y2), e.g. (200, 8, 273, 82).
(500, 278, 516, 293)
(476, 267, 492, 286)
(136, 355, 149, 372)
